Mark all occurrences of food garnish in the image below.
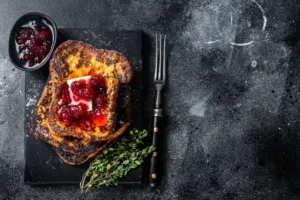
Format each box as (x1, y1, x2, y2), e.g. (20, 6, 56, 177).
(80, 129, 155, 192)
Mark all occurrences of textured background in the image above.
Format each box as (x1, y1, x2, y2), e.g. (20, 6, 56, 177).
(1, 0, 300, 199)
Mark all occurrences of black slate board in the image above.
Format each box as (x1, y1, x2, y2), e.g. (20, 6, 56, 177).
(24, 29, 144, 185)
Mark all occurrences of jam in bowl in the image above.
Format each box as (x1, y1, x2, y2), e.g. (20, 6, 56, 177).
(9, 12, 57, 71)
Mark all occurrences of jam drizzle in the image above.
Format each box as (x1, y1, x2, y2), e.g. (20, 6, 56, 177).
(58, 76, 107, 129)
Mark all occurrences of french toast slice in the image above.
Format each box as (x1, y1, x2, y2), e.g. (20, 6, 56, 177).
(47, 40, 132, 141)
(30, 79, 132, 157)
(53, 117, 132, 165)
(30, 80, 105, 156)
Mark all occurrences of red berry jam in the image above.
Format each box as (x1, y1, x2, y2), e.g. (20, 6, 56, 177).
(70, 79, 95, 101)
(15, 21, 52, 67)
(58, 76, 107, 129)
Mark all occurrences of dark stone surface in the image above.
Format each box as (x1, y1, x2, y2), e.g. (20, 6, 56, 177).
(1, 0, 300, 199)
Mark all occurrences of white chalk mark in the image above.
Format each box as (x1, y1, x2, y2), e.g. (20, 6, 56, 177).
(247, 21, 252, 27)
(90, 31, 99, 40)
(204, 39, 221, 45)
(236, 103, 242, 108)
(230, 40, 254, 46)
(46, 156, 56, 170)
(214, 7, 224, 38)
(252, 0, 267, 32)
(229, 3, 238, 14)
(252, 60, 257, 68)
(26, 98, 37, 107)
(226, 45, 234, 71)
(189, 94, 211, 117)
(230, 12, 233, 25)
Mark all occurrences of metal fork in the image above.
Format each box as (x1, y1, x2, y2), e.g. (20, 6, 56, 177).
(149, 34, 166, 188)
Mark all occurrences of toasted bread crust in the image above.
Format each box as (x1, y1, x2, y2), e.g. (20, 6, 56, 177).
(30, 79, 132, 158)
(48, 77, 119, 141)
(54, 115, 132, 165)
(29, 40, 133, 164)
(30, 80, 105, 156)
(50, 40, 132, 84)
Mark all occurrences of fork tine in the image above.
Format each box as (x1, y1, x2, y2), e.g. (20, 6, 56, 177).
(154, 34, 158, 81)
(163, 35, 166, 82)
(158, 35, 162, 80)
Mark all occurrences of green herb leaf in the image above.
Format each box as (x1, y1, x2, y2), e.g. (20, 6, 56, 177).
(123, 160, 129, 165)
(135, 160, 141, 165)
(80, 128, 155, 192)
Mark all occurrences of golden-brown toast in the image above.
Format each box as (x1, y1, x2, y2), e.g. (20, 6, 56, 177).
(47, 40, 132, 141)
(30, 79, 132, 157)
(54, 119, 132, 165)
(30, 80, 105, 156)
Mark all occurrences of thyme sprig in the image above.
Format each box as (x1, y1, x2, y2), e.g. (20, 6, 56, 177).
(80, 129, 155, 192)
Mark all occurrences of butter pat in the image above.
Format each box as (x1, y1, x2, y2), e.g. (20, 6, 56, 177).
(67, 76, 93, 111)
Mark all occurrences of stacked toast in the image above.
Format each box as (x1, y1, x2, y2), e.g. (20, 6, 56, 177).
(30, 40, 133, 165)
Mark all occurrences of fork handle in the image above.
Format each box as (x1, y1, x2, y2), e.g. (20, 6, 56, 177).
(149, 109, 163, 188)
